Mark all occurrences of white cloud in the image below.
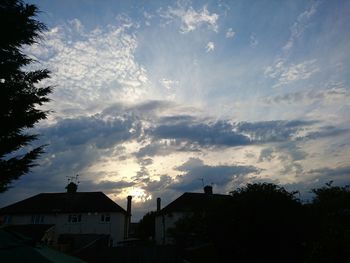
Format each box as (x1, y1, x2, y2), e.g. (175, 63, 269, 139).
(279, 60, 319, 84)
(206, 41, 215, 52)
(161, 4, 219, 33)
(159, 78, 179, 90)
(68, 18, 84, 33)
(226, 28, 235, 38)
(263, 2, 321, 89)
(143, 11, 153, 26)
(25, 19, 150, 119)
(265, 59, 319, 88)
(283, 2, 319, 52)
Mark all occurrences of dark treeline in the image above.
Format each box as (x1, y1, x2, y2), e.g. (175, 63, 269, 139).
(138, 182, 350, 263)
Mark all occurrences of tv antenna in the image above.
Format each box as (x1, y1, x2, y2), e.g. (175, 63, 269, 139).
(199, 178, 205, 188)
(66, 174, 80, 185)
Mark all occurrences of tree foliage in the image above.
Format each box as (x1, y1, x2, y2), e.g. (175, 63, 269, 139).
(168, 212, 210, 247)
(168, 183, 305, 263)
(137, 211, 156, 241)
(0, 0, 52, 192)
(311, 182, 350, 210)
(305, 183, 350, 262)
(223, 183, 304, 263)
(167, 182, 350, 262)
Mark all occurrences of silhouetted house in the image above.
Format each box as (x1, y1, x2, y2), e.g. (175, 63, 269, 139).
(0, 182, 132, 247)
(155, 186, 232, 245)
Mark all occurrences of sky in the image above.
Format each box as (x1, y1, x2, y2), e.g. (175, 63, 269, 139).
(2, 0, 350, 221)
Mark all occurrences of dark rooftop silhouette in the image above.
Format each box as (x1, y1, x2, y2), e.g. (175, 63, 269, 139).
(158, 192, 231, 214)
(0, 192, 126, 214)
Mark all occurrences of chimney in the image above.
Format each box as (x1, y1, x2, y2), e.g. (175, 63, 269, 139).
(204, 185, 213, 195)
(157, 197, 161, 212)
(124, 196, 132, 239)
(65, 182, 77, 193)
(127, 195, 132, 215)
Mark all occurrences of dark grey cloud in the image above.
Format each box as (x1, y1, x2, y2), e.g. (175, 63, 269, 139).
(17, 111, 142, 186)
(135, 141, 176, 158)
(101, 100, 171, 118)
(152, 120, 251, 147)
(169, 158, 260, 192)
(281, 161, 304, 175)
(263, 87, 350, 105)
(152, 119, 319, 147)
(135, 119, 320, 158)
(41, 113, 141, 150)
(308, 166, 350, 179)
(94, 180, 136, 190)
(135, 140, 201, 159)
(278, 142, 307, 161)
(39, 101, 334, 166)
(158, 115, 197, 124)
(128, 112, 341, 161)
(236, 120, 317, 142)
(130, 165, 151, 185)
(258, 142, 307, 176)
(143, 175, 173, 192)
(138, 158, 153, 166)
(258, 147, 275, 162)
(300, 125, 348, 140)
(131, 100, 173, 113)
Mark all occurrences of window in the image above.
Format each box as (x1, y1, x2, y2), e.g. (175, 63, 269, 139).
(100, 213, 111, 223)
(31, 215, 44, 224)
(68, 214, 82, 223)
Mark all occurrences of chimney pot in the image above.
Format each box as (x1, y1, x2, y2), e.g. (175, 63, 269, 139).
(204, 185, 213, 195)
(157, 197, 161, 212)
(124, 196, 132, 239)
(66, 182, 78, 193)
(127, 196, 132, 216)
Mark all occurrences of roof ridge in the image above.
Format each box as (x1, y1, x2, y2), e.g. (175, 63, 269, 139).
(182, 192, 230, 196)
(158, 191, 232, 215)
(0, 191, 126, 214)
(39, 191, 104, 194)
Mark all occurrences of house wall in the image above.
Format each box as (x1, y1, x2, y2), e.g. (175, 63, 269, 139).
(155, 212, 189, 245)
(4, 212, 125, 246)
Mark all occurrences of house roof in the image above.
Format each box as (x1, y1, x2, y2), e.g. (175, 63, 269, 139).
(0, 192, 126, 215)
(159, 192, 232, 215)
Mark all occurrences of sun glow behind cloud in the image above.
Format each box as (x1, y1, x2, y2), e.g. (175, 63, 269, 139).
(126, 187, 152, 203)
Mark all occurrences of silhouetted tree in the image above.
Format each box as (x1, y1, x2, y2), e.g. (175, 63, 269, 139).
(216, 183, 305, 263)
(137, 211, 156, 241)
(0, 0, 52, 192)
(311, 182, 350, 210)
(305, 183, 350, 262)
(168, 212, 210, 247)
(166, 183, 305, 262)
(155, 182, 350, 262)
(167, 199, 223, 262)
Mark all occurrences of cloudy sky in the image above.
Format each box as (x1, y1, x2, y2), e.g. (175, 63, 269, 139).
(2, 0, 350, 220)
